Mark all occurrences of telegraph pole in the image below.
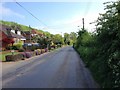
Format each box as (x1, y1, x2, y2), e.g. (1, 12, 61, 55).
(29, 25, 31, 44)
(82, 18, 84, 30)
(118, 4, 120, 32)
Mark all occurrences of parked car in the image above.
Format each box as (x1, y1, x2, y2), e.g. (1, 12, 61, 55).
(23, 43, 40, 47)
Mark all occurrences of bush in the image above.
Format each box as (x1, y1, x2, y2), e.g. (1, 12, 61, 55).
(45, 48, 48, 52)
(12, 46, 18, 50)
(21, 52, 26, 59)
(6, 46, 12, 50)
(37, 49, 41, 55)
(34, 50, 39, 55)
(13, 43, 22, 50)
(21, 52, 32, 58)
(18, 48, 25, 52)
(41, 49, 45, 54)
(30, 52, 34, 56)
(6, 54, 24, 61)
(31, 45, 37, 51)
(25, 52, 32, 58)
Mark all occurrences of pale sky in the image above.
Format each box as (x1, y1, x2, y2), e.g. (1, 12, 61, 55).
(0, 0, 117, 35)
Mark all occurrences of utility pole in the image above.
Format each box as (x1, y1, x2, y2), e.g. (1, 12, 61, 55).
(118, 5, 120, 32)
(29, 25, 31, 44)
(82, 18, 84, 30)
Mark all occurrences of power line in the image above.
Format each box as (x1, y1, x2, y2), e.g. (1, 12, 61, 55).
(14, 0, 48, 27)
(14, 1, 69, 30)
(14, 0, 87, 30)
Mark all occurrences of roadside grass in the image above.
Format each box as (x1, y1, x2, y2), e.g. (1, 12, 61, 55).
(0, 52, 19, 62)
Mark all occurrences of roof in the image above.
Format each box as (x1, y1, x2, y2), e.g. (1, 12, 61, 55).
(10, 32, 25, 39)
(24, 31, 30, 35)
(23, 34, 31, 39)
(0, 24, 26, 39)
(0, 24, 11, 36)
(31, 29, 37, 34)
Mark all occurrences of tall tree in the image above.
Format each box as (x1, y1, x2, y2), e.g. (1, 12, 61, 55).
(69, 32, 77, 44)
(64, 33, 70, 45)
(53, 34, 63, 44)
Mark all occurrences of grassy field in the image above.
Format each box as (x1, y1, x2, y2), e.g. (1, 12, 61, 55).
(0, 52, 19, 62)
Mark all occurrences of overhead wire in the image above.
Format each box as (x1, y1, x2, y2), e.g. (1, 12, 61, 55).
(13, 0, 61, 34)
(14, 1, 81, 29)
(14, 0, 70, 31)
(14, 0, 48, 28)
(13, 0, 95, 32)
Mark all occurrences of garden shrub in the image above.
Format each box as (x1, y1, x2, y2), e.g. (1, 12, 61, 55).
(37, 49, 41, 55)
(6, 46, 12, 50)
(30, 52, 34, 56)
(31, 45, 38, 51)
(18, 48, 25, 52)
(45, 48, 48, 52)
(13, 43, 22, 50)
(34, 50, 39, 55)
(41, 49, 45, 54)
(25, 52, 32, 58)
(21, 52, 26, 59)
(6, 54, 24, 61)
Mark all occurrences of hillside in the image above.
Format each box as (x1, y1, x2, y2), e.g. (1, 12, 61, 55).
(0, 20, 45, 33)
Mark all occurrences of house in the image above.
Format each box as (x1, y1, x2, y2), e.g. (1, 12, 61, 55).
(10, 29, 26, 44)
(22, 31, 32, 43)
(0, 24, 26, 50)
(23, 29, 44, 44)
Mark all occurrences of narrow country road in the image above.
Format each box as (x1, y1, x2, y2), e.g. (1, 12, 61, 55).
(2, 46, 98, 88)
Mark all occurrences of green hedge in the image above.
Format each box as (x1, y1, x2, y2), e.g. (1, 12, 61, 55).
(5, 54, 24, 61)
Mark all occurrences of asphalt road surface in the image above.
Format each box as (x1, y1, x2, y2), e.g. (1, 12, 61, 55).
(2, 46, 98, 88)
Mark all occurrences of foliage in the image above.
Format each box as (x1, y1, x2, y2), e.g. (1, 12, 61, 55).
(0, 20, 29, 31)
(32, 35, 40, 43)
(18, 48, 25, 52)
(70, 32, 77, 44)
(64, 33, 70, 45)
(74, 1, 120, 88)
(53, 34, 64, 44)
(24, 52, 32, 58)
(37, 49, 41, 54)
(64, 32, 77, 45)
(0, 52, 19, 61)
(34, 50, 39, 55)
(13, 43, 23, 50)
(5, 54, 24, 61)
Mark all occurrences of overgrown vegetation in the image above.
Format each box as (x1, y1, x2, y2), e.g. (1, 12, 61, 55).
(74, 1, 120, 88)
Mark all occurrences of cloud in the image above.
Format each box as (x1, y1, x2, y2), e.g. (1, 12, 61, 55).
(0, 3, 25, 19)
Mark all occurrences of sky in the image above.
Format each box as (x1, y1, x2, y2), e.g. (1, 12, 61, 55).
(0, 0, 117, 35)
